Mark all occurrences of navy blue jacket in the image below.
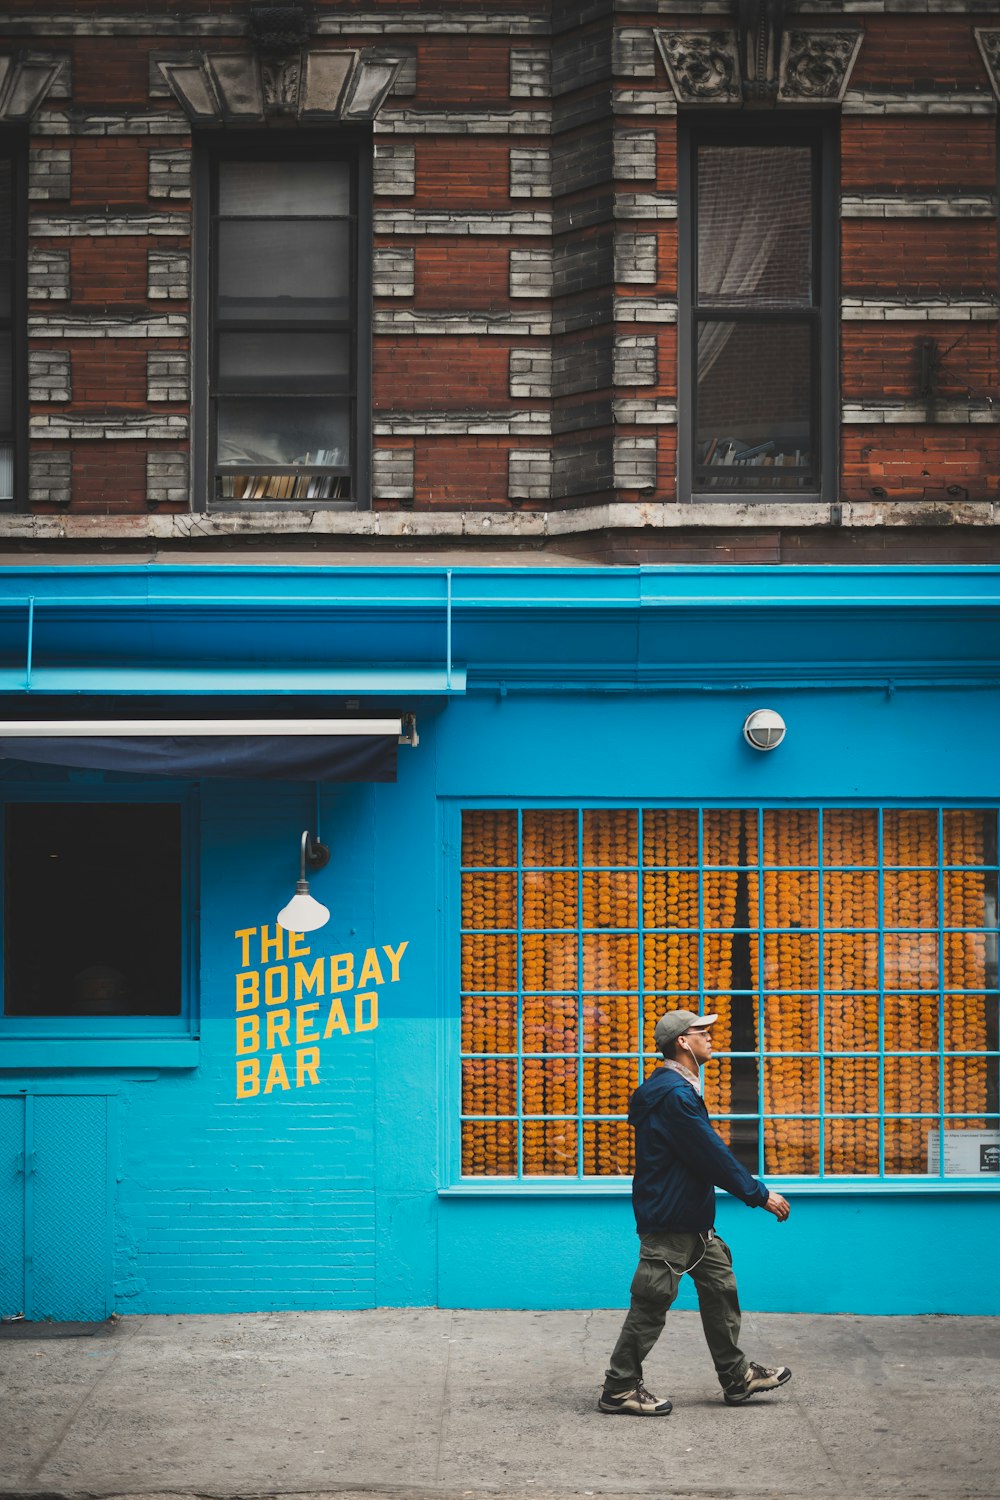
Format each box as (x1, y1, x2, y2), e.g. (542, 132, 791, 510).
(630, 1066, 769, 1233)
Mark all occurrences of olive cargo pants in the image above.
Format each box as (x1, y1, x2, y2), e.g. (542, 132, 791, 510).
(604, 1231, 749, 1393)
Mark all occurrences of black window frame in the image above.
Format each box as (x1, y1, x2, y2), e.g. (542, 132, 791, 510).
(677, 113, 838, 505)
(0, 130, 27, 512)
(193, 129, 373, 512)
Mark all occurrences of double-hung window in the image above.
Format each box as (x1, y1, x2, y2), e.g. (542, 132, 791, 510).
(197, 137, 371, 509)
(678, 117, 836, 501)
(0, 135, 24, 505)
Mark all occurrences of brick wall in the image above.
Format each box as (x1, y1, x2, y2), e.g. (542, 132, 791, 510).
(5, 0, 1000, 546)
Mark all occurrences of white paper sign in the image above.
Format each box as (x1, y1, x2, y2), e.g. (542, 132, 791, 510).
(927, 1129, 1000, 1175)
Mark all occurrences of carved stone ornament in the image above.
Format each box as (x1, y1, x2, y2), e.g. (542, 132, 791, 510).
(778, 30, 864, 105)
(0, 53, 66, 121)
(155, 47, 403, 125)
(655, 31, 741, 106)
(974, 29, 1000, 103)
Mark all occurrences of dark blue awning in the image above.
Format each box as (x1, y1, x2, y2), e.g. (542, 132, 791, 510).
(0, 718, 409, 782)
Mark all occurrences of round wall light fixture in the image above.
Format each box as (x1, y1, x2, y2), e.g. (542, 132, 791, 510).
(743, 708, 786, 752)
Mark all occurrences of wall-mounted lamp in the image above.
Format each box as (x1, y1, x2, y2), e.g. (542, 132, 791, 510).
(276, 829, 331, 932)
(743, 709, 786, 752)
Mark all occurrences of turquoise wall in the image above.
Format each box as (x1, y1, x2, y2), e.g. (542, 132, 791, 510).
(3, 567, 1000, 1317)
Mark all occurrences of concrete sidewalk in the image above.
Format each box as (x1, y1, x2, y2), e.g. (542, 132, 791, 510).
(1, 1308, 997, 1500)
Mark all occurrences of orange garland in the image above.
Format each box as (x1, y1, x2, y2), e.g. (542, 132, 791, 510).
(460, 807, 995, 1178)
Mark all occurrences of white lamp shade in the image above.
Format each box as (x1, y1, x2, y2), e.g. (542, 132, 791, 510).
(276, 890, 331, 933)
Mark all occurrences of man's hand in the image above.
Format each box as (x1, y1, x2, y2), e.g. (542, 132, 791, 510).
(764, 1192, 790, 1222)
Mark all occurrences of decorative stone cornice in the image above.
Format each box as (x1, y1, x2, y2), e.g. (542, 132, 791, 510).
(0, 53, 67, 120)
(779, 30, 864, 103)
(656, 31, 741, 105)
(974, 29, 1000, 102)
(154, 47, 404, 125)
(655, 27, 862, 106)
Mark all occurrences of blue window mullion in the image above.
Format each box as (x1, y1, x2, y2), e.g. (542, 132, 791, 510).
(936, 807, 947, 1181)
(817, 806, 826, 1180)
(577, 806, 584, 1178)
(877, 808, 886, 1180)
(756, 807, 766, 1179)
(516, 807, 524, 1181)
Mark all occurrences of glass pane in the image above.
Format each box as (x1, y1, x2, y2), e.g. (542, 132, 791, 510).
(696, 321, 814, 487)
(944, 868, 998, 928)
(763, 871, 819, 929)
(944, 931, 998, 992)
(0, 442, 11, 501)
(645, 932, 699, 990)
(884, 1056, 938, 1115)
(764, 993, 819, 1053)
(943, 993, 997, 1052)
(824, 932, 879, 990)
(522, 809, 577, 867)
(217, 220, 350, 321)
(462, 810, 516, 867)
(582, 870, 637, 928)
(763, 1057, 820, 1116)
(765, 1117, 820, 1175)
(825, 1057, 880, 1114)
(825, 994, 879, 1051)
(697, 146, 812, 306)
(522, 869, 577, 929)
(717, 1116, 758, 1173)
(583, 1119, 633, 1176)
(461, 934, 517, 993)
(824, 1118, 879, 1174)
(524, 1119, 577, 1175)
(823, 809, 878, 866)
(523, 994, 577, 1053)
(883, 809, 937, 866)
(884, 1117, 934, 1175)
(883, 869, 937, 927)
(219, 159, 350, 217)
(582, 933, 638, 990)
(644, 869, 699, 929)
(461, 872, 516, 931)
(522, 932, 578, 991)
(943, 809, 997, 867)
(461, 994, 517, 1054)
(762, 933, 819, 990)
(462, 1120, 517, 1176)
(824, 870, 879, 928)
(582, 809, 637, 866)
(884, 992, 938, 1052)
(642, 808, 698, 867)
(217, 331, 350, 390)
(522, 1056, 578, 1115)
(582, 1057, 638, 1114)
(462, 1059, 517, 1116)
(763, 808, 819, 867)
(216, 396, 349, 467)
(4, 804, 181, 1016)
(0, 271, 9, 318)
(883, 932, 939, 991)
(582, 992, 638, 1052)
(702, 809, 755, 866)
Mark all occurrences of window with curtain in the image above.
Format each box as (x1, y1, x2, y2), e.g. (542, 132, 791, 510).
(201, 141, 369, 508)
(459, 808, 1000, 1182)
(680, 119, 836, 500)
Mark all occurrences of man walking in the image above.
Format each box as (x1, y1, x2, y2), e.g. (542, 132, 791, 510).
(599, 1010, 791, 1415)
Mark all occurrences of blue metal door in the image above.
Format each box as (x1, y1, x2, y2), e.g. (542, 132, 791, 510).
(0, 1094, 111, 1322)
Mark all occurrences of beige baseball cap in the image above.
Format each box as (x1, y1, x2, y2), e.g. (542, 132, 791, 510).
(653, 1009, 719, 1051)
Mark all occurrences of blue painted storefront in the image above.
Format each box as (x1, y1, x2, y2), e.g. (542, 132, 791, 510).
(1, 564, 998, 1318)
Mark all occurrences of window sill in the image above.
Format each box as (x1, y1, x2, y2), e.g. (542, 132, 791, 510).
(0, 1038, 200, 1069)
(439, 1177, 1000, 1198)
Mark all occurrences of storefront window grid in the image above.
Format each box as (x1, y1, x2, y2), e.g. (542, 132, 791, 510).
(457, 806, 1000, 1185)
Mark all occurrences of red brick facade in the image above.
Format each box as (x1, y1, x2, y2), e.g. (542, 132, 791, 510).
(3, 1, 1000, 559)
